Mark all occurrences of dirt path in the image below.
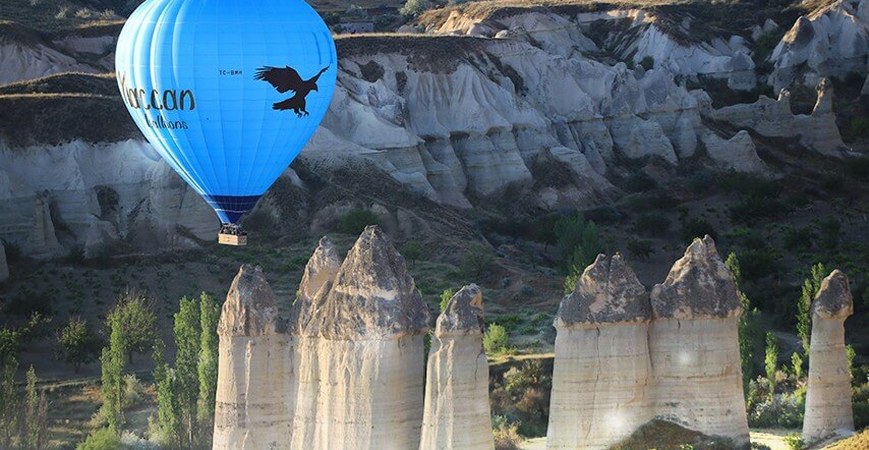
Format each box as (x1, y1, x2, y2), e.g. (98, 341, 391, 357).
(520, 430, 797, 450)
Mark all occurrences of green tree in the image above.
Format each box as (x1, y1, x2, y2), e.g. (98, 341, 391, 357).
(197, 292, 219, 427)
(554, 214, 601, 272)
(0, 327, 21, 361)
(174, 296, 202, 447)
(23, 365, 47, 450)
(56, 317, 102, 372)
(791, 351, 804, 379)
(101, 312, 127, 434)
(483, 323, 509, 355)
(439, 288, 454, 312)
(797, 263, 826, 355)
(76, 427, 120, 450)
(765, 332, 779, 392)
(152, 339, 182, 447)
(107, 291, 157, 364)
(400, 0, 431, 17)
(401, 242, 424, 268)
(0, 357, 19, 448)
(726, 252, 762, 398)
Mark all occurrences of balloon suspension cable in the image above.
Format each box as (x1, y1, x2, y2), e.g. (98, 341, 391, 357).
(218, 223, 248, 246)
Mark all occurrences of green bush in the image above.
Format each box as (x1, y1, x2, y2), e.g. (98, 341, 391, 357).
(461, 245, 495, 279)
(846, 156, 869, 179)
(634, 213, 670, 237)
(439, 288, 454, 312)
(783, 226, 815, 251)
(853, 381, 869, 429)
(492, 416, 521, 450)
(554, 214, 601, 271)
(639, 56, 655, 70)
(849, 117, 869, 139)
(483, 323, 509, 355)
(337, 208, 381, 235)
(55, 317, 102, 372)
(627, 239, 654, 260)
(783, 434, 804, 450)
(76, 427, 120, 450)
(400, 241, 424, 267)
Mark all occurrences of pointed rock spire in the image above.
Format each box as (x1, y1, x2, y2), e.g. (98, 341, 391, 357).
(299, 225, 430, 339)
(651, 235, 741, 319)
(217, 265, 278, 337)
(556, 253, 650, 326)
(298, 237, 341, 301)
(436, 284, 485, 336)
(292, 237, 342, 333)
(812, 269, 853, 319)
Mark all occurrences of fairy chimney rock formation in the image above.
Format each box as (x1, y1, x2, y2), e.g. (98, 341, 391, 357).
(291, 225, 431, 450)
(547, 254, 654, 450)
(649, 236, 750, 446)
(803, 270, 855, 444)
(213, 265, 292, 450)
(420, 284, 494, 450)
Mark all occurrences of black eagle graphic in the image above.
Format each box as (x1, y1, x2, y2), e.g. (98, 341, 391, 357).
(254, 65, 329, 117)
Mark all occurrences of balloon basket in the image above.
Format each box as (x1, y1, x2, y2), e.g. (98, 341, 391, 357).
(218, 224, 247, 247)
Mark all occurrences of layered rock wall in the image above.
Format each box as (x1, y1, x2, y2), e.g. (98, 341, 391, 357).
(803, 270, 855, 443)
(420, 284, 494, 450)
(213, 265, 292, 450)
(649, 236, 749, 446)
(547, 254, 653, 450)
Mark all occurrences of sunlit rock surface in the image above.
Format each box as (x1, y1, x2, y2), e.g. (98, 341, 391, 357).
(291, 226, 430, 450)
(420, 284, 494, 450)
(213, 265, 292, 450)
(803, 270, 855, 444)
(547, 254, 653, 450)
(649, 236, 749, 446)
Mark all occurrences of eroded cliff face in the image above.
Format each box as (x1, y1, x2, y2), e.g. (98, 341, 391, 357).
(770, 0, 869, 92)
(0, 1, 863, 257)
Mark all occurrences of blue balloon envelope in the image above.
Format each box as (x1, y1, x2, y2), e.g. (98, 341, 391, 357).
(116, 0, 336, 225)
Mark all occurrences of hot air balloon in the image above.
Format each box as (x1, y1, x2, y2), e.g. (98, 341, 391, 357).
(115, 0, 337, 246)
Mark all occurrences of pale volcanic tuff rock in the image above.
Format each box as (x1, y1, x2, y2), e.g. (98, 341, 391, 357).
(803, 270, 855, 444)
(794, 79, 848, 157)
(213, 265, 292, 450)
(25, 194, 63, 259)
(770, 0, 869, 93)
(547, 254, 653, 450)
(0, 24, 100, 85)
(649, 236, 749, 446)
(701, 130, 770, 175)
(420, 284, 494, 450)
(0, 140, 217, 256)
(291, 226, 430, 450)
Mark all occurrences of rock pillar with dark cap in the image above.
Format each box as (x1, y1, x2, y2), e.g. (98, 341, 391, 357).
(291, 226, 430, 450)
(649, 236, 749, 446)
(420, 284, 494, 450)
(803, 270, 855, 444)
(213, 265, 292, 449)
(546, 254, 653, 450)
